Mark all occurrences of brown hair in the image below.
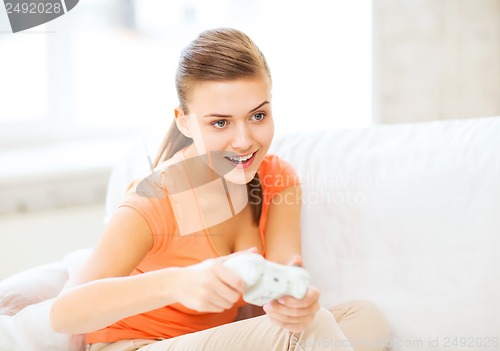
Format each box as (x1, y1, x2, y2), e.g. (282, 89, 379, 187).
(153, 28, 271, 225)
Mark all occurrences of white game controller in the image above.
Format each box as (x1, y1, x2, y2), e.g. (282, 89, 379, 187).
(223, 253, 311, 306)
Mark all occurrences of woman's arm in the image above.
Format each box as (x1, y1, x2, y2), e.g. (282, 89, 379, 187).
(260, 184, 321, 333)
(50, 206, 161, 333)
(51, 265, 181, 334)
(264, 185, 303, 264)
(233, 185, 303, 322)
(50, 206, 247, 334)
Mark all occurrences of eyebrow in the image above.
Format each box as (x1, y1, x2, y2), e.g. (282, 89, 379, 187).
(203, 101, 270, 118)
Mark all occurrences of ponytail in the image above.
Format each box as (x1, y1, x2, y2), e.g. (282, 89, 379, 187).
(152, 121, 192, 168)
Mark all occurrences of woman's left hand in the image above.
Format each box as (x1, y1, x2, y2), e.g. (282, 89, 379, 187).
(262, 256, 321, 334)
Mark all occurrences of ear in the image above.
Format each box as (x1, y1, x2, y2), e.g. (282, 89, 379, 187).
(174, 106, 192, 138)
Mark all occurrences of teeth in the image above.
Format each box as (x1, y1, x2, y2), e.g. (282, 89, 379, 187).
(228, 153, 253, 162)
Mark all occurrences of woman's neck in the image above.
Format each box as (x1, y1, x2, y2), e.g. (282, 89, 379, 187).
(166, 143, 248, 235)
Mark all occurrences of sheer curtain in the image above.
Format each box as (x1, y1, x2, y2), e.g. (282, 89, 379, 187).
(0, 0, 372, 144)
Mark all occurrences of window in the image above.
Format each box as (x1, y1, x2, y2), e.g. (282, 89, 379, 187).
(0, 0, 371, 146)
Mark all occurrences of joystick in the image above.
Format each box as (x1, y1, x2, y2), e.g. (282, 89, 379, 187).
(224, 253, 311, 306)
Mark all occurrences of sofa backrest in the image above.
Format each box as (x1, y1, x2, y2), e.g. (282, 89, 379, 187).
(269, 116, 500, 348)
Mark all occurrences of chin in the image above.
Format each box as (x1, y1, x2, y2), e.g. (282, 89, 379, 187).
(223, 168, 257, 185)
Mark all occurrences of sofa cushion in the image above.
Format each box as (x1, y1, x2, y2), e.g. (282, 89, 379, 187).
(0, 249, 92, 351)
(0, 262, 68, 316)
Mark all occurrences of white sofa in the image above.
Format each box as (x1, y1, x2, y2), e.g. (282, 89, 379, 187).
(1, 116, 499, 351)
(270, 117, 500, 350)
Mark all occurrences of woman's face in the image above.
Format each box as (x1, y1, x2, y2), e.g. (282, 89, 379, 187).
(177, 75, 274, 184)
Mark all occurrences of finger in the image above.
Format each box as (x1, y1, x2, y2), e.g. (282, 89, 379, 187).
(275, 287, 320, 309)
(219, 247, 258, 264)
(213, 262, 246, 294)
(195, 263, 245, 310)
(245, 246, 259, 254)
(210, 273, 244, 304)
(206, 290, 238, 311)
(186, 288, 231, 313)
(264, 304, 320, 333)
(264, 306, 316, 329)
(287, 254, 304, 267)
(266, 298, 320, 319)
(265, 303, 312, 321)
(198, 278, 242, 311)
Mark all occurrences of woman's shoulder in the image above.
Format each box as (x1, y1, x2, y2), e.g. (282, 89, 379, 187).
(258, 154, 300, 192)
(258, 154, 298, 177)
(115, 168, 174, 232)
(123, 151, 183, 203)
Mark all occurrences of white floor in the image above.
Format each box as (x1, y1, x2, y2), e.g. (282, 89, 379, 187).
(0, 204, 104, 280)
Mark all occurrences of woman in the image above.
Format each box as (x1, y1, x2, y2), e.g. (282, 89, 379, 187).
(50, 28, 389, 351)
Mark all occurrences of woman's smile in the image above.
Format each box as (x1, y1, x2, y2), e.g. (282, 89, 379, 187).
(224, 150, 258, 169)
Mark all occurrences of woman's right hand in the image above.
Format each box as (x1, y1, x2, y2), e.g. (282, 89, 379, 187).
(171, 247, 257, 313)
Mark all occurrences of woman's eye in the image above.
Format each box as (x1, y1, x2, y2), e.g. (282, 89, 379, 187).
(252, 112, 266, 121)
(211, 120, 228, 129)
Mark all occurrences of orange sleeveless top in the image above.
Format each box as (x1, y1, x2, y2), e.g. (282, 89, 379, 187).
(86, 154, 299, 343)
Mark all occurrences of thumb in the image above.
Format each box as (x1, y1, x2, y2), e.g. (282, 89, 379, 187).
(288, 254, 304, 267)
(245, 246, 259, 254)
(219, 247, 259, 263)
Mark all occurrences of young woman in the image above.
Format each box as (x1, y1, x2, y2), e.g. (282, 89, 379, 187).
(50, 28, 389, 351)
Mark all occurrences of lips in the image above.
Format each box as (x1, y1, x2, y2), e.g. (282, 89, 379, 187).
(224, 151, 257, 169)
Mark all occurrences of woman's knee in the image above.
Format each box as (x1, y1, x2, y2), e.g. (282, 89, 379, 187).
(329, 300, 390, 351)
(355, 300, 390, 339)
(310, 306, 337, 328)
(302, 306, 349, 340)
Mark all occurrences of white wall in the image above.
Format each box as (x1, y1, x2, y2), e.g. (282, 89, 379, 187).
(373, 0, 500, 123)
(0, 204, 103, 280)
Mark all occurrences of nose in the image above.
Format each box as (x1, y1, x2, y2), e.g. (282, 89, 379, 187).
(231, 122, 254, 151)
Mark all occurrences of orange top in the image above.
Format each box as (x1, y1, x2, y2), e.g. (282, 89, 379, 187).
(86, 154, 300, 344)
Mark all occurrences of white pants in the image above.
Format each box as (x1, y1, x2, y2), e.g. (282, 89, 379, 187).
(87, 300, 390, 351)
